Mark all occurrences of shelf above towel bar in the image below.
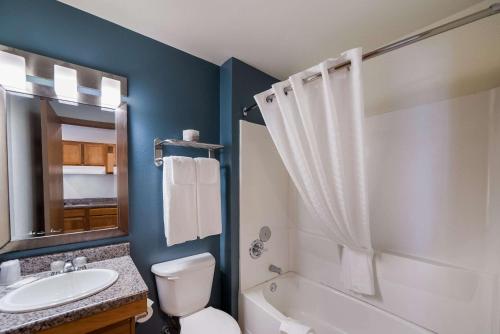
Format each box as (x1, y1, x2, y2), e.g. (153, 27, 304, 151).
(154, 138, 224, 166)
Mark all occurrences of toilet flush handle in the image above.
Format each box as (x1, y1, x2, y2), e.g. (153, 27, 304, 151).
(166, 276, 179, 280)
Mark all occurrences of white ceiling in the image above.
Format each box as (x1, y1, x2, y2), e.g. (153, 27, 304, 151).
(58, 0, 484, 79)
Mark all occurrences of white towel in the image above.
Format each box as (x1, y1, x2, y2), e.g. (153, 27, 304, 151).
(163, 156, 198, 246)
(194, 158, 222, 238)
(279, 318, 315, 334)
(341, 247, 375, 295)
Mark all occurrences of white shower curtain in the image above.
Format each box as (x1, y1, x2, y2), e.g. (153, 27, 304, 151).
(254, 48, 375, 295)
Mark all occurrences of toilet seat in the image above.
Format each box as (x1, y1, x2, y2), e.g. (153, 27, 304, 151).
(180, 307, 241, 334)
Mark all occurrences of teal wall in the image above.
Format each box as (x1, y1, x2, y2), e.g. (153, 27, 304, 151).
(219, 58, 278, 317)
(0, 1, 220, 332)
(0, 0, 278, 331)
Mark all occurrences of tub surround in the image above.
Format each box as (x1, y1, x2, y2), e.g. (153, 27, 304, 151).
(63, 198, 117, 209)
(241, 273, 431, 334)
(0, 244, 146, 333)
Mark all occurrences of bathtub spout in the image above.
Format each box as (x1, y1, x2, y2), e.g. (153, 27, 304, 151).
(269, 264, 282, 275)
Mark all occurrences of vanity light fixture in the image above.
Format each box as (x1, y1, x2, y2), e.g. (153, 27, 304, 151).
(54, 65, 78, 101)
(101, 77, 121, 108)
(0, 50, 26, 91)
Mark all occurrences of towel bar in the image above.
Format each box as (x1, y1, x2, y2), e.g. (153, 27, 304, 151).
(154, 138, 224, 166)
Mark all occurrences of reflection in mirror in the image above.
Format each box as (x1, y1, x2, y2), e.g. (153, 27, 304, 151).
(6, 92, 118, 241)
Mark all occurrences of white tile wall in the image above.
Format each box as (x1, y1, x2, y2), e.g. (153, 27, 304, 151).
(239, 120, 290, 291)
(63, 174, 117, 199)
(365, 88, 500, 273)
(289, 87, 500, 334)
(238, 88, 500, 333)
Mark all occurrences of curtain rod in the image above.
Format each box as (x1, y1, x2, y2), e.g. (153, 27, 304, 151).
(242, 3, 500, 117)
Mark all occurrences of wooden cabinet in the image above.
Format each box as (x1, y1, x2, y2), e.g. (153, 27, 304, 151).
(63, 217, 86, 232)
(89, 319, 134, 334)
(63, 141, 116, 174)
(84, 143, 106, 166)
(39, 298, 145, 334)
(106, 145, 116, 174)
(63, 208, 87, 232)
(89, 216, 118, 230)
(89, 207, 118, 216)
(63, 141, 83, 165)
(63, 206, 117, 232)
(89, 207, 118, 230)
(64, 208, 86, 218)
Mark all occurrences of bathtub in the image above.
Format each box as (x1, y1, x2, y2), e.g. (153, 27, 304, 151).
(240, 272, 433, 334)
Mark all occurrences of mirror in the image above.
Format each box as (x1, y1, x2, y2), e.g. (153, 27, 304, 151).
(0, 44, 128, 253)
(0, 90, 128, 253)
(8, 93, 119, 237)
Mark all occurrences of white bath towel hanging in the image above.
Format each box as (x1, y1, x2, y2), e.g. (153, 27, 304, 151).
(195, 157, 222, 238)
(163, 156, 198, 246)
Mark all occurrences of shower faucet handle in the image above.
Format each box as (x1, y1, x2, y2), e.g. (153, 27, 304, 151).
(259, 226, 272, 242)
(249, 239, 267, 259)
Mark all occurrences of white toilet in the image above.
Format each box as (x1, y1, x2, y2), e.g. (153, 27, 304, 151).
(151, 253, 241, 334)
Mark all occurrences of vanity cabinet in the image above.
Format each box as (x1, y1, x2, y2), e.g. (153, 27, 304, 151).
(63, 208, 87, 232)
(89, 319, 135, 334)
(63, 207, 118, 232)
(89, 207, 118, 230)
(39, 297, 146, 334)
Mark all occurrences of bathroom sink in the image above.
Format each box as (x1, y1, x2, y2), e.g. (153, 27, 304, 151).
(0, 269, 119, 313)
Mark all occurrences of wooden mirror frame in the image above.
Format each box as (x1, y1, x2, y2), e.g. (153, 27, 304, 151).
(0, 46, 129, 254)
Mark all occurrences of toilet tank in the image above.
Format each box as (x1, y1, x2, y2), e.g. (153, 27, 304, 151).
(151, 253, 215, 317)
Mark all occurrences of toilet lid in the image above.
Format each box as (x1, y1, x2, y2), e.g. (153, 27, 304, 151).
(180, 307, 241, 334)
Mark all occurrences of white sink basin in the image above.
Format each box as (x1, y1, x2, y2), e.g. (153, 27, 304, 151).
(0, 269, 119, 313)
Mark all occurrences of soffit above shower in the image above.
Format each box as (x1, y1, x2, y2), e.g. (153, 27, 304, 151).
(58, 0, 483, 79)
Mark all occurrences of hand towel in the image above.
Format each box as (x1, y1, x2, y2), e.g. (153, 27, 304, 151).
(194, 158, 222, 238)
(279, 318, 315, 334)
(163, 156, 198, 246)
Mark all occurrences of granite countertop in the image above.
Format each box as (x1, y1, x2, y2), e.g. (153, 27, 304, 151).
(0, 255, 148, 334)
(63, 198, 117, 209)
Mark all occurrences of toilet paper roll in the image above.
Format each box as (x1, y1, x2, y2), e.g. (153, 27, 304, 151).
(135, 298, 154, 323)
(183, 129, 199, 142)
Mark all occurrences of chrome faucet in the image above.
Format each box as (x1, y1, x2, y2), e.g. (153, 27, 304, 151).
(50, 257, 87, 275)
(269, 264, 282, 275)
(63, 259, 75, 273)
